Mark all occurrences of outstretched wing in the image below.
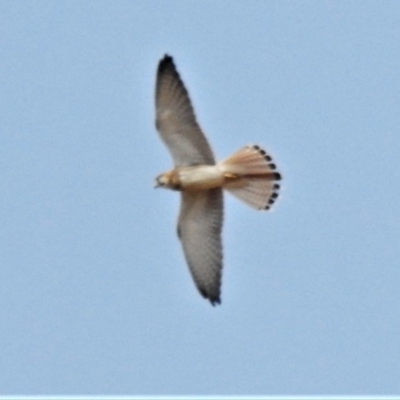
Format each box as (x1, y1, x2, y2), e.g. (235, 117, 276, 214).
(177, 188, 223, 305)
(155, 55, 215, 166)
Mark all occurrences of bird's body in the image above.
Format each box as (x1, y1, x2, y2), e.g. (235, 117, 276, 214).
(154, 55, 282, 305)
(157, 165, 225, 191)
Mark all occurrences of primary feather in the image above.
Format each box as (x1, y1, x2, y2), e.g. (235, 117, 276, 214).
(155, 55, 215, 166)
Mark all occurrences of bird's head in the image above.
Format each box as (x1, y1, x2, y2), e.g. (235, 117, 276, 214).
(154, 173, 170, 188)
(154, 170, 181, 190)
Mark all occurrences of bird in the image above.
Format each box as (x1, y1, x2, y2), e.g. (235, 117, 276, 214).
(154, 54, 281, 306)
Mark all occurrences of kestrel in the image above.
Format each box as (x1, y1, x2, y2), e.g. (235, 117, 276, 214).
(155, 55, 281, 305)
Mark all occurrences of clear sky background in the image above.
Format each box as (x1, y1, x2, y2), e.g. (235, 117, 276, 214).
(1, 0, 400, 396)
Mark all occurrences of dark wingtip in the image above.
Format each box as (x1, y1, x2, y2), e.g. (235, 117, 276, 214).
(199, 287, 221, 306)
(210, 297, 221, 306)
(158, 54, 175, 73)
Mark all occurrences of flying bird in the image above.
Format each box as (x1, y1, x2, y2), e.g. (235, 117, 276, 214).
(154, 55, 281, 305)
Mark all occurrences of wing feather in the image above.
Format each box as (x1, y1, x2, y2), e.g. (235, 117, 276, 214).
(155, 55, 215, 166)
(177, 188, 223, 305)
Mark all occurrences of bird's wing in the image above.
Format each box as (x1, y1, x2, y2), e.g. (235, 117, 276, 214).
(177, 188, 223, 305)
(155, 55, 215, 166)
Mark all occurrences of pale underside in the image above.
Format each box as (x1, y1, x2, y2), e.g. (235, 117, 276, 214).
(155, 55, 223, 305)
(154, 55, 281, 305)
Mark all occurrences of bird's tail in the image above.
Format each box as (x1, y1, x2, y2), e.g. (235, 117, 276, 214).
(218, 145, 282, 210)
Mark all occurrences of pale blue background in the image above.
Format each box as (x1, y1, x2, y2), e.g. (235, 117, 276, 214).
(1, 0, 400, 395)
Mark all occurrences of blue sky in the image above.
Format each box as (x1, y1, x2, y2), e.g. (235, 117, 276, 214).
(1, 0, 400, 396)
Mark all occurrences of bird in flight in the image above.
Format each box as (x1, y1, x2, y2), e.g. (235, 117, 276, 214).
(154, 55, 281, 306)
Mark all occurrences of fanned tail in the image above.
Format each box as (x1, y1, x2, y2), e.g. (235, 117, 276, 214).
(218, 145, 282, 210)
